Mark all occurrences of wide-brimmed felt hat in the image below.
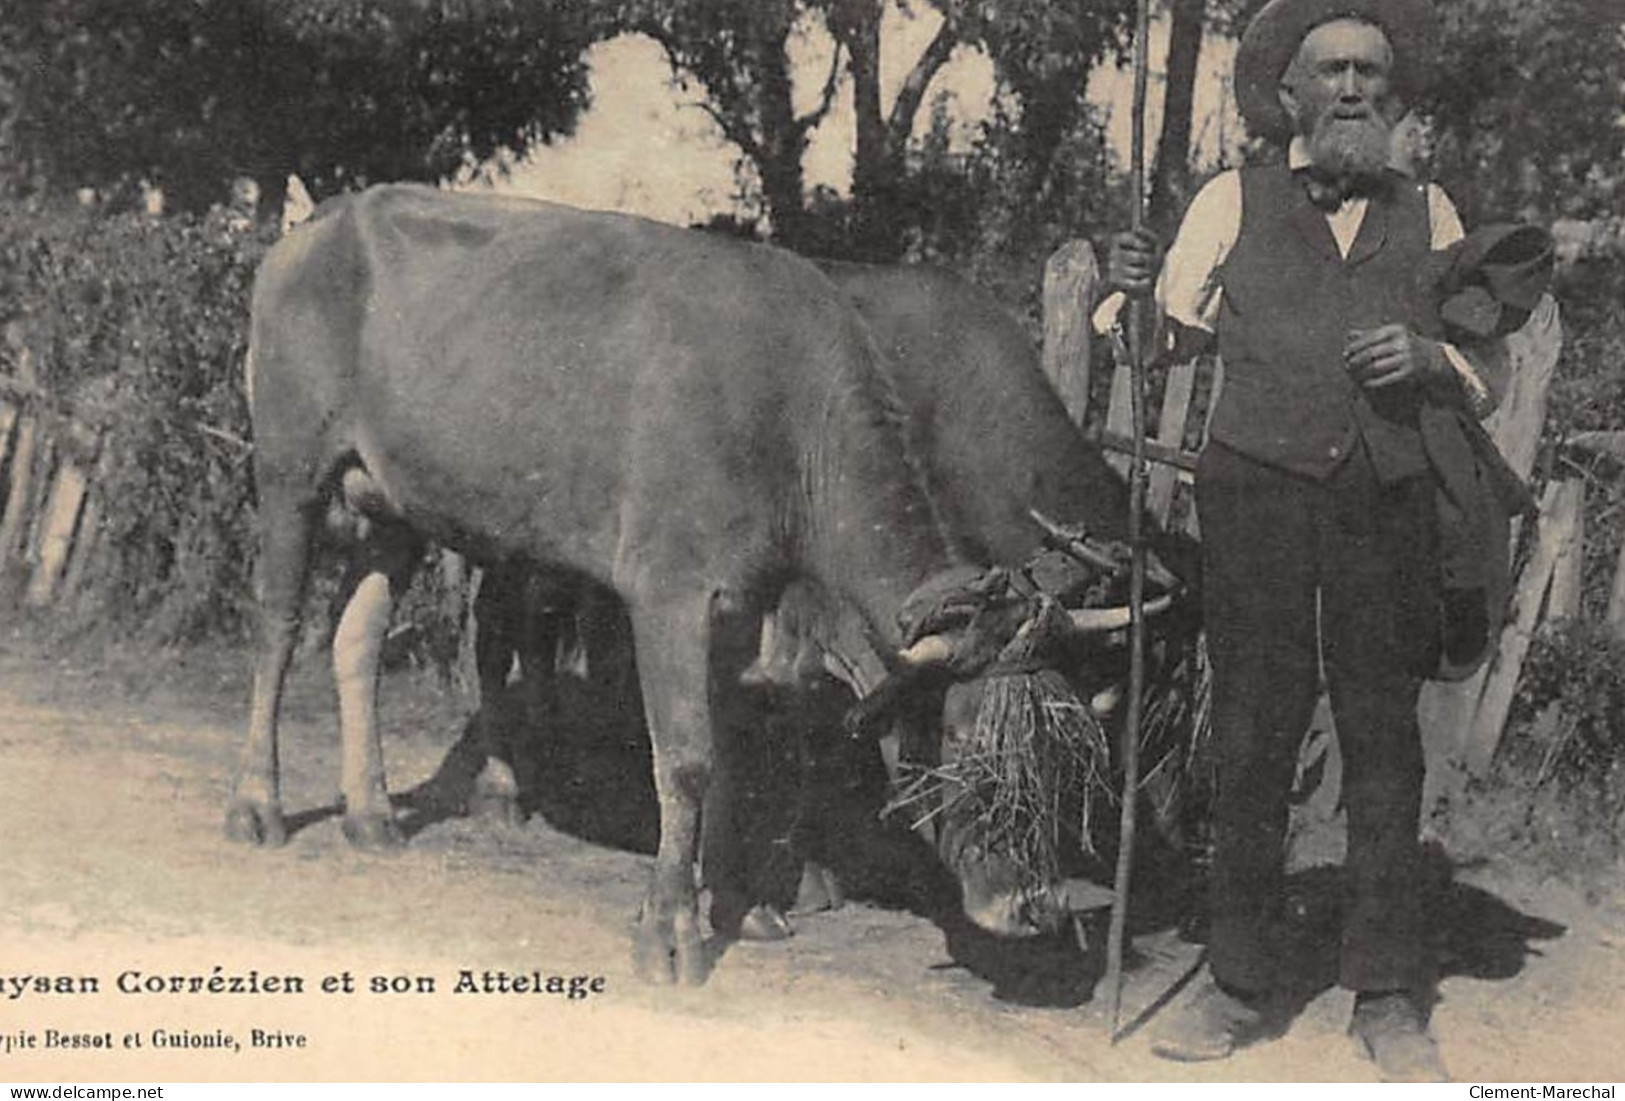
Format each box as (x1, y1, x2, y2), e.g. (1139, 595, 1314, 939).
(1235, 0, 1438, 143)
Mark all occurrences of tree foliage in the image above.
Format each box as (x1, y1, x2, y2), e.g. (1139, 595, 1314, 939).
(1426, 0, 1625, 225)
(1204, 0, 1624, 226)
(615, 0, 1134, 260)
(611, 0, 832, 248)
(0, 0, 599, 217)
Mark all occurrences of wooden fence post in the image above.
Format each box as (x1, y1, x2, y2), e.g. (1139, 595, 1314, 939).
(1546, 478, 1586, 622)
(0, 398, 17, 542)
(1102, 361, 1135, 478)
(25, 449, 89, 606)
(0, 415, 42, 575)
(0, 402, 17, 468)
(1041, 240, 1098, 430)
(1464, 479, 1582, 775)
(24, 421, 101, 608)
(57, 442, 114, 602)
(1488, 296, 1565, 481)
(1147, 362, 1197, 522)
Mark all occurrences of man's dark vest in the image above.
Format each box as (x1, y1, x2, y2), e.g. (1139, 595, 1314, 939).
(1210, 164, 1433, 483)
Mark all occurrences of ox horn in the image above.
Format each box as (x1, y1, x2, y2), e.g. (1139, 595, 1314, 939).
(901, 592, 1175, 662)
(897, 634, 955, 667)
(1067, 592, 1173, 634)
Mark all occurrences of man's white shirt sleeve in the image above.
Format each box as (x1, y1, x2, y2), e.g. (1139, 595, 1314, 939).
(1156, 170, 1243, 335)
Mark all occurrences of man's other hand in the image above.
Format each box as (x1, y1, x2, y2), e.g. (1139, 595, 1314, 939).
(1107, 228, 1162, 299)
(1343, 325, 1448, 389)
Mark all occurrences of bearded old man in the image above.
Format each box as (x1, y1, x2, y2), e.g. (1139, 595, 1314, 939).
(1107, 0, 1528, 1082)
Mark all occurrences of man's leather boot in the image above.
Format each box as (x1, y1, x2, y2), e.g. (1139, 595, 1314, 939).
(1350, 991, 1449, 1082)
(1150, 979, 1273, 1062)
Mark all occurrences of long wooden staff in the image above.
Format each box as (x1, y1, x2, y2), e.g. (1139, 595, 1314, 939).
(1104, 0, 1154, 1044)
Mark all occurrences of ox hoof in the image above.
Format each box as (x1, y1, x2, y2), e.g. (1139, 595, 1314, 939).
(738, 904, 794, 942)
(223, 802, 287, 847)
(342, 813, 406, 852)
(632, 911, 709, 987)
(469, 792, 525, 831)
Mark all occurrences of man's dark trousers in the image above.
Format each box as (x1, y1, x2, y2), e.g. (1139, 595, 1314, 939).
(1196, 438, 1439, 997)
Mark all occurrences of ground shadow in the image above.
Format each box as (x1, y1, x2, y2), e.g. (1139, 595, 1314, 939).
(400, 672, 659, 854)
(1189, 850, 1571, 1018)
(1427, 857, 1569, 982)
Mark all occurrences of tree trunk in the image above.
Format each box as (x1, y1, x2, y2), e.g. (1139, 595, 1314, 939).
(1150, 0, 1205, 235)
(833, 0, 901, 260)
(758, 136, 815, 251)
(840, 1, 884, 206)
(756, 36, 817, 252)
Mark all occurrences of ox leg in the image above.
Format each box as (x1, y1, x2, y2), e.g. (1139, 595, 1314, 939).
(333, 522, 423, 850)
(468, 564, 527, 827)
(695, 604, 750, 941)
(468, 565, 573, 827)
(628, 592, 717, 986)
(577, 583, 637, 701)
(695, 607, 818, 942)
(226, 494, 319, 846)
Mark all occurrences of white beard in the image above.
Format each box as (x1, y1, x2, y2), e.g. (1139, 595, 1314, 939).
(1306, 113, 1394, 183)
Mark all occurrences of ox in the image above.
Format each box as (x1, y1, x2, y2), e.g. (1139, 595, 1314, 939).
(464, 258, 1195, 940)
(227, 184, 1138, 984)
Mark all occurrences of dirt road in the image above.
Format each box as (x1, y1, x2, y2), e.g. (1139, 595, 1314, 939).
(0, 640, 1619, 1083)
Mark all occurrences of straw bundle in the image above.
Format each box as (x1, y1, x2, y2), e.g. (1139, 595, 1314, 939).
(889, 595, 1111, 915)
(887, 589, 1213, 926)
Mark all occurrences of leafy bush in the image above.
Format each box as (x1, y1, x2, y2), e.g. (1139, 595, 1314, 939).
(0, 200, 271, 641)
(1544, 254, 1625, 623)
(1548, 254, 1625, 440)
(1508, 620, 1625, 792)
(1453, 619, 1625, 888)
(900, 97, 1124, 338)
(0, 199, 482, 694)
